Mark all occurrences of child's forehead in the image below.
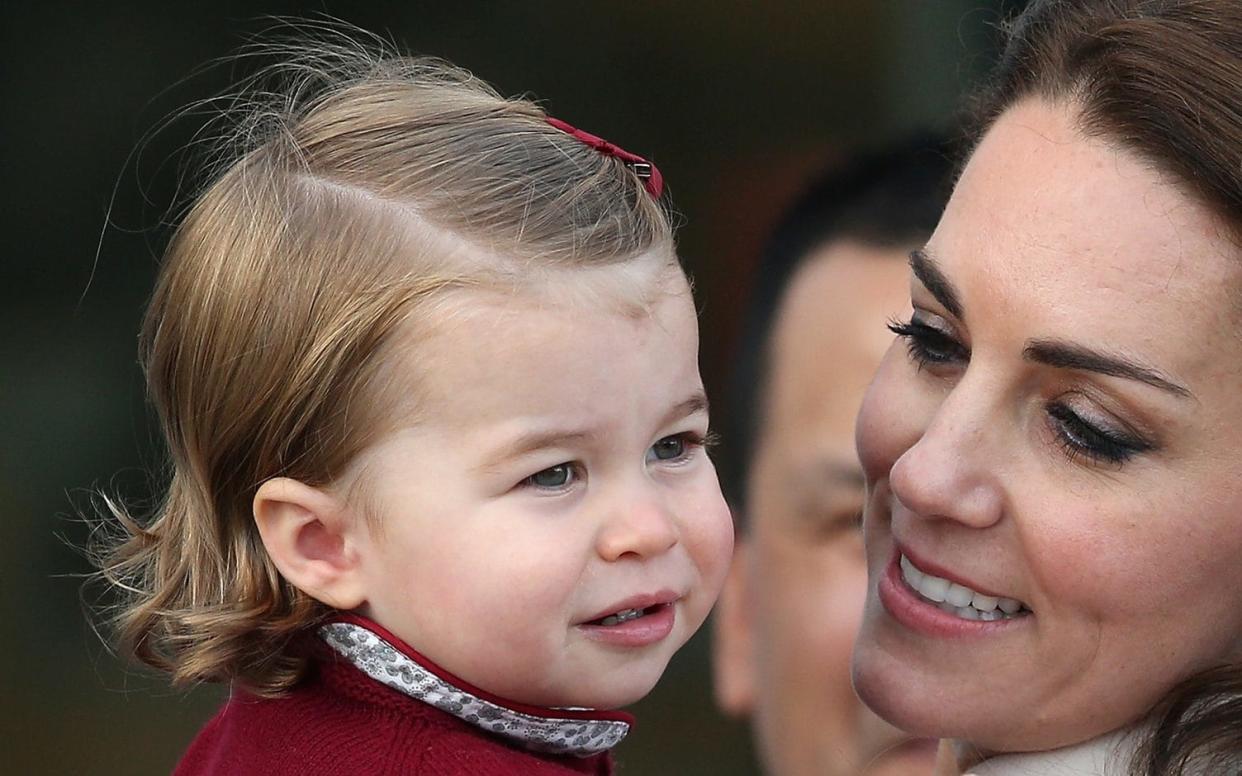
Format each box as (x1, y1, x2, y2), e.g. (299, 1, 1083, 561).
(442, 250, 687, 322)
(383, 255, 698, 403)
(338, 252, 704, 490)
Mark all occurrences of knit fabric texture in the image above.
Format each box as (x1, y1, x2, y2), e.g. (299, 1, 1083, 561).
(172, 626, 624, 775)
(319, 618, 630, 756)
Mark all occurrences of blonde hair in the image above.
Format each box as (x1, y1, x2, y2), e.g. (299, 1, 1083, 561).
(94, 32, 674, 696)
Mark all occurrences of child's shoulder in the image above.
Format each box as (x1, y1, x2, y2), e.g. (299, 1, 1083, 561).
(172, 658, 615, 776)
(170, 674, 439, 775)
(417, 724, 616, 776)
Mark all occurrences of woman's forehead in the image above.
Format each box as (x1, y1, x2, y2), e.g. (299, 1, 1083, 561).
(928, 99, 1242, 352)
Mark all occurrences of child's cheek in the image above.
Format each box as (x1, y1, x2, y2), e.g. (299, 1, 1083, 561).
(469, 520, 584, 624)
(684, 471, 735, 607)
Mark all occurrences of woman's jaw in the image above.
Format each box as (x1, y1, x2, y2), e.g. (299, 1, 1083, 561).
(851, 490, 1066, 753)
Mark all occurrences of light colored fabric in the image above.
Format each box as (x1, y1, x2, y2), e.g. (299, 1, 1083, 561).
(968, 729, 1138, 776)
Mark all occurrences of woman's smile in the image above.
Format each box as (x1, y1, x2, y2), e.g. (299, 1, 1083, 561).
(895, 552, 1028, 621)
(877, 551, 1034, 640)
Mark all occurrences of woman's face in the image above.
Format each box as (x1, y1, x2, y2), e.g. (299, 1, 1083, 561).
(851, 97, 1242, 753)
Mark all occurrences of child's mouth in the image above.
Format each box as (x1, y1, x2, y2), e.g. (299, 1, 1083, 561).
(590, 606, 658, 627)
(578, 597, 678, 646)
(586, 603, 675, 625)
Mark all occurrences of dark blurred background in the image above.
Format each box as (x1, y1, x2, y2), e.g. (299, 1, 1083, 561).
(2, 2, 1021, 773)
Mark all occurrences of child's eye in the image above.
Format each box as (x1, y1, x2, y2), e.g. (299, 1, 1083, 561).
(523, 463, 577, 489)
(648, 433, 705, 463)
(888, 315, 969, 368)
(652, 436, 686, 460)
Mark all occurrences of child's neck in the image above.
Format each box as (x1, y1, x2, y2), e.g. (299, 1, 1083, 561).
(320, 613, 634, 756)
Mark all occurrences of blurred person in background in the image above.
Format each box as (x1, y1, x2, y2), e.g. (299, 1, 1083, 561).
(712, 136, 958, 776)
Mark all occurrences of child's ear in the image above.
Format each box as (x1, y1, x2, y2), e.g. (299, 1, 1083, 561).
(253, 477, 368, 611)
(712, 538, 757, 717)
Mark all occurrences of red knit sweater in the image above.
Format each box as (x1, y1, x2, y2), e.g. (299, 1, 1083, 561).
(173, 619, 631, 775)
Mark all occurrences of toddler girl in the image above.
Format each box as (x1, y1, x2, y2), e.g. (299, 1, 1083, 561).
(97, 39, 733, 775)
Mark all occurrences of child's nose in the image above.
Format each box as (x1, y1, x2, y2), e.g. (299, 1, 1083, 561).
(595, 495, 679, 562)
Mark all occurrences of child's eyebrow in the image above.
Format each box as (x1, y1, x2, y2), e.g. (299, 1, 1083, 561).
(485, 430, 597, 469)
(470, 426, 598, 477)
(476, 393, 710, 474)
(663, 393, 710, 427)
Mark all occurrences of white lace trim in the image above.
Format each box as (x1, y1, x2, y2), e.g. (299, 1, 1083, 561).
(319, 622, 629, 757)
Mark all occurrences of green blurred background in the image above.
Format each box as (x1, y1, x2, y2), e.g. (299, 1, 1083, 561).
(2, 2, 1020, 773)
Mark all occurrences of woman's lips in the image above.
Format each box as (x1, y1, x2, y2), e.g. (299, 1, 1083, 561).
(898, 551, 1029, 620)
(878, 547, 1032, 638)
(897, 543, 1019, 601)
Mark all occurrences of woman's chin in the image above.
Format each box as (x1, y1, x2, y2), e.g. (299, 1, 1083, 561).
(852, 643, 1009, 749)
(852, 651, 942, 738)
(852, 609, 1055, 752)
(852, 661, 1069, 758)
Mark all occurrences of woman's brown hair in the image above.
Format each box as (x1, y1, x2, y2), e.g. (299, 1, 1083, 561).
(92, 30, 673, 696)
(969, 1, 1242, 772)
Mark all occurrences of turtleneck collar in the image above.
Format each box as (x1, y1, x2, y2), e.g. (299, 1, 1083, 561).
(318, 614, 633, 757)
(965, 727, 1142, 775)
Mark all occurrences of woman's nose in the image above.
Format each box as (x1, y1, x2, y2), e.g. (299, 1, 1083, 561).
(595, 491, 679, 562)
(887, 381, 1006, 530)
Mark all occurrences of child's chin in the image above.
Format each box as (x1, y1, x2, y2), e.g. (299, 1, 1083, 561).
(582, 690, 650, 711)
(568, 674, 662, 711)
(532, 648, 676, 709)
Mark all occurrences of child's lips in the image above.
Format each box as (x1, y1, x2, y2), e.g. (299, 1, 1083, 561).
(578, 589, 681, 626)
(576, 602, 677, 647)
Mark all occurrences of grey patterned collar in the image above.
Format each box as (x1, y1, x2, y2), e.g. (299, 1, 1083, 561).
(319, 620, 631, 757)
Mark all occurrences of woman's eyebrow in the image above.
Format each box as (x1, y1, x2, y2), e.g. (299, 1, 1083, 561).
(1024, 339, 1193, 399)
(909, 248, 964, 320)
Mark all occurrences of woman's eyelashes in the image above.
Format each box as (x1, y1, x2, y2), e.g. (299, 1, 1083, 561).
(889, 314, 1156, 468)
(888, 314, 969, 368)
(519, 433, 710, 491)
(1045, 402, 1153, 466)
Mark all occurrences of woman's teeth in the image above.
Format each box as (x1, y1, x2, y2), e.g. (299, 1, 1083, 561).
(597, 607, 645, 626)
(900, 554, 1028, 621)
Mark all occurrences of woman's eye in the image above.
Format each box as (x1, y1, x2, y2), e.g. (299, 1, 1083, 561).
(524, 463, 576, 489)
(888, 316, 969, 367)
(1046, 402, 1152, 466)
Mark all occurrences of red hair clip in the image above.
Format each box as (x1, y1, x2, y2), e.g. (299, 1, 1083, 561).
(546, 116, 664, 199)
